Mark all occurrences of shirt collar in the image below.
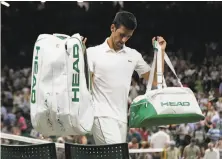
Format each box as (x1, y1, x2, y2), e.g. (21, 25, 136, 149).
(102, 38, 127, 53)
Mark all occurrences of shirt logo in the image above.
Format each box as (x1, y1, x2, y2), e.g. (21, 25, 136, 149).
(128, 60, 132, 63)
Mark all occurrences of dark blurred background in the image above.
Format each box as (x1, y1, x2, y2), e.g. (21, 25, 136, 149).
(2, 1, 222, 68)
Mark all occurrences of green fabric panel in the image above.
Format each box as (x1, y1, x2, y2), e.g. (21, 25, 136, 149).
(129, 99, 157, 128)
(56, 36, 68, 40)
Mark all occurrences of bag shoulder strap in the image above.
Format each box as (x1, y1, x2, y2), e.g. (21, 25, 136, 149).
(164, 53, 183, 87)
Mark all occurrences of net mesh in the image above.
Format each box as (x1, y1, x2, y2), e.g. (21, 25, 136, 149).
(0, 133, 165, 159)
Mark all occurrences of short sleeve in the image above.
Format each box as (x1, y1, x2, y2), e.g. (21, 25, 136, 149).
(134, 50, 151, 78)
(86, 47, 95, 73)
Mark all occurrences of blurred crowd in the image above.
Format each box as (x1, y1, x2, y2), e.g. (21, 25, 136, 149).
(1, 1, 222, 159)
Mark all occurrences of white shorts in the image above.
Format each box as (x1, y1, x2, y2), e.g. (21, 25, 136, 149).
(92, 117, 127, 145)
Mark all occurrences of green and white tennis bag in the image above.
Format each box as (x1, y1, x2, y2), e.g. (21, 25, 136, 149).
(30, 33, 94, 136)
(129, 41, 204, 128)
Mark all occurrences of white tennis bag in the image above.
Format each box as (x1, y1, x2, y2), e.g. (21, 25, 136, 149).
(129, 41, 204, 128)
(30, 33, 94, 136)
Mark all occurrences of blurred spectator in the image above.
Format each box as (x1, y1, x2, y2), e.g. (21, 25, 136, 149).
(215, 138, 222, 158)
(206, 123, 220, 143)
(15, 109, 27, 136)
(215, 110, 222, 135)
(203, 142, 220, 159)
(219, 82, 222, 96)
(129, 78, 140, 101)
(183, 139, 201, 159)
(176, 123, 193, 149)
(166, 141, 180, 159)
(56, 137, 65, 159)
(150, 126, 170, 149)
(216, 98, 222, 110)
(137, 142, 153, 159)
(138, 128, 149, 142)
(79, 136, 88, 145)
(129, 137, 139, 159)
(206, 105, 217, 121)
(129, 137, 139, 149)
(128, 128, 142, 144)
(150, 126, 170, 159)
(193, 122, 206, 157)
(193, 123, 205, 146)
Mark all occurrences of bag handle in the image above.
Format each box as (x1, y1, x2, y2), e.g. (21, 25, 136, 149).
(146, 47, 167, 92)
(53, 33, 70, 39)
(156, 41, 163, 89)
(146, 41, 182, 94)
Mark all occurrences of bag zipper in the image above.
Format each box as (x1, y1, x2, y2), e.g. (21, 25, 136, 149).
(149, 92, 188, 99)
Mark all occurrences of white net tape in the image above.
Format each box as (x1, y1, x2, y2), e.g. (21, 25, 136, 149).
(0, 132, 164, 153)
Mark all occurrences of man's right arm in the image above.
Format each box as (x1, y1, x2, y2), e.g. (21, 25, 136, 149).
(141, 37, 166, 86)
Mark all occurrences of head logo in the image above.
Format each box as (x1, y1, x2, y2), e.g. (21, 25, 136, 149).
(161, 102, 190, 107)
(31, 46, 40, 104)
(72, 44, 80, 102)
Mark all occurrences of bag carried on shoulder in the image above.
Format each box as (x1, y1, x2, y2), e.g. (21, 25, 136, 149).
(129, 41, 204, 128)
(30, 33, 94, 136)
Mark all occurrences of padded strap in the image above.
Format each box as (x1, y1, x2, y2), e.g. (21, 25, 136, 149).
(164, 53, 183, 87)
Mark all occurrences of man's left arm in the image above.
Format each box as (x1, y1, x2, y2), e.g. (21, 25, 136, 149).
(141, 36, 166, 87)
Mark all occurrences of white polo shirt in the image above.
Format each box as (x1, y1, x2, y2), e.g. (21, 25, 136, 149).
(86, 38, 150, 123)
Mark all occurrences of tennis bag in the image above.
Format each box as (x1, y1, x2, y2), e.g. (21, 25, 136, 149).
(30, 33, 94, 136)
(129, 41, 204, 128)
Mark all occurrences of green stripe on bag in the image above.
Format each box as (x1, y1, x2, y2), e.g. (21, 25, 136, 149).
(129, 99, 157, 128)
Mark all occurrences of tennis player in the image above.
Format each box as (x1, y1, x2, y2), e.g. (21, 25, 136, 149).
(86, 11, 167, 145)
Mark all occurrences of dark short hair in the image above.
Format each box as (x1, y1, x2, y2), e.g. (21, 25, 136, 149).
(112, 11, 137, 30)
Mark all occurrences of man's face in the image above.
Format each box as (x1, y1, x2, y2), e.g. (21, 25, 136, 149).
(111, 24, 134, 50)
